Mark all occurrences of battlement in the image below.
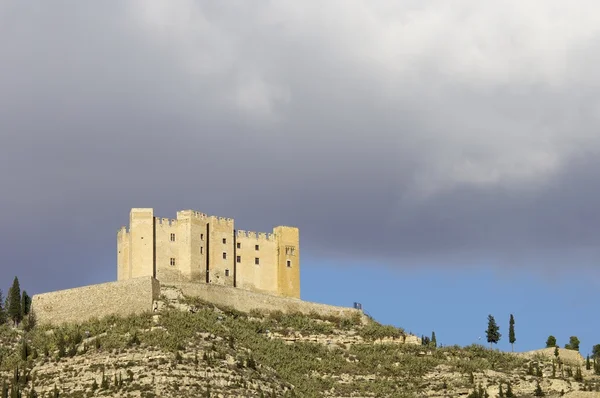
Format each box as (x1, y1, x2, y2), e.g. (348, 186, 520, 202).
(236, 230, 276, 241)
(117, 226, 129, 235)
(211, 215, 234, 226)
(177, 210, 209, 220)
(155, 217, 177, 227)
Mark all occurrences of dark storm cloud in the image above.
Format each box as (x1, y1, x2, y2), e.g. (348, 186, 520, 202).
(2, 1, 600, 292)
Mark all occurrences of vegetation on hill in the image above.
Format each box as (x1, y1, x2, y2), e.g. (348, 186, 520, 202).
(0, 281, 599, 397)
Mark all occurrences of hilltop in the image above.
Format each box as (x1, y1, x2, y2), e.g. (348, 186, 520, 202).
(0, 286, 599, 397)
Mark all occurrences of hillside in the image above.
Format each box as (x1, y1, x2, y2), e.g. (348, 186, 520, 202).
(1, 287, 599, 397)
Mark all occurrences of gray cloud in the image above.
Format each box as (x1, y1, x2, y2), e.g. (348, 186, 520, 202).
(2, 1, 600, 292)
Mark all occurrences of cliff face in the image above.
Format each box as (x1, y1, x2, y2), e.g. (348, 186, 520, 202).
(1, 289, 598, 398)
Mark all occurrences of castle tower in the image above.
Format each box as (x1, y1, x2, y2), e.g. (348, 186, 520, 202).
(128, 208, 155, 279)
(275, 226, 300, 298)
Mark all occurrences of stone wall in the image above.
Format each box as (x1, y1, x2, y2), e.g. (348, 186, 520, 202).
(166, 282, 362, 319)
(31, 277, 160, 325)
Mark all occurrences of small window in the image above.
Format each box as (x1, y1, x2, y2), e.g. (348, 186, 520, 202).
(201, 233, 204, 241)
(255, 257, 260, 265)
(287, 260, 291, 267)
(255, 244, 259, 250)
(170, 233, 175, 242)
(236, 255, 241, 263)
(223, 238, 227, 244)
(222, 252, 227, 260)
(200, 246, 203, 254)
(170, 258, 176, 266)
(236, 242, 241, 249)
(225, 269, 230, 277)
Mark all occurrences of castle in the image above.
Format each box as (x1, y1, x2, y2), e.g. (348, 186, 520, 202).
(117, 208, 300, 298)
(32, 207, 361, 326)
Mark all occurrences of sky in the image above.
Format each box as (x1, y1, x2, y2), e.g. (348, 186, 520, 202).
(1, 1, 600, 355)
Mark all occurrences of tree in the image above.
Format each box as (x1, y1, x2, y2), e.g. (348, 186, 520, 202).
(508, 314, 516, 352)
(0, 290, 6, 325)
(592, 344, 600, 360)
(565, 336, 580, 351)
(505, 383, 514, 398)
(431, 331, 437, 348)
(485, 315, 501, 348)
(20, 292, 30, 318)
(574, 367, 583, 382)
(7, 278, 21, 326)
(498, 383, 504, 398)
(534, 381, 545, 397)
(587, 355, 591, 370)
(546, 335, 557, 348)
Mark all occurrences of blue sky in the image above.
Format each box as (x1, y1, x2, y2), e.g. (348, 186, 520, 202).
(2, 1, 600, 361)
(302, 256, 599, 357)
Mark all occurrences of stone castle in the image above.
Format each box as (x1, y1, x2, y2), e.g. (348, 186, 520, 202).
(117, 208, 300, 298)
(33, 207, 366, 326)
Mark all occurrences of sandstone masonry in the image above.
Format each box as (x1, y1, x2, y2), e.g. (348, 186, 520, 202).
(118, 208, 300, 298)
(31, 276, 160, 325)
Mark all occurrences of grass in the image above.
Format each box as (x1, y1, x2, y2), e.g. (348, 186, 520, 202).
(0, 296, 560, 397)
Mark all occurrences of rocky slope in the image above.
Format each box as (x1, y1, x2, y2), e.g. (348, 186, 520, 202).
(0, 287, 599, 397)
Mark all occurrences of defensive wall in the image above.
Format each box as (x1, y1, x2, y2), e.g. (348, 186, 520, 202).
(32, 278, 361, 326)
(31, 277, 160, 325)
(166, 282, 362, 319)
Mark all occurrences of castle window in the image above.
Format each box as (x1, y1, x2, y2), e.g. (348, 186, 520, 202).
(222, 252, 227, 259)
(255, 244, 259, 251)
(201, 233, 204, 241)
(170, 258, 176, 266)
(237, 242, 241, 249)
(200, 246, 203, 254)
(255, 257, 260, 265)
(170, 233, 175, 242)
(223, 238, 227, 244)
(236, 255, 241, 263)
(225, 269, 230, 277)
(287, 260, 291, 267)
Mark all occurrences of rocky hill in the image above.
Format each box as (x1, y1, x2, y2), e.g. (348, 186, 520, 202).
(1, 286, 599, 397)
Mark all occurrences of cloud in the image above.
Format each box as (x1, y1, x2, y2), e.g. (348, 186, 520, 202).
(2, 1, 600, 291)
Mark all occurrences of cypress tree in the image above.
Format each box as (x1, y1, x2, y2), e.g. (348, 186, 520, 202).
(534, 381, 545, 396)
(486, 315, 501, 348)
(20, 292, 30, 318)
(586, 355, 591, 370)
(0, 290, 6, 325)
(431, 331, 437, 348)
(498, 383, 504, 398)
(7, 278, 21, 326)
(505, 382, 514, 398)
(508, 314, 516, 352)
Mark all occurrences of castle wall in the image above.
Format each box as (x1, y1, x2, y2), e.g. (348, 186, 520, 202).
(117, 227, 129, 281)
(235, 230, 278, 295)
(167, 282, 360, 319)
(31, 277, 160, 326)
